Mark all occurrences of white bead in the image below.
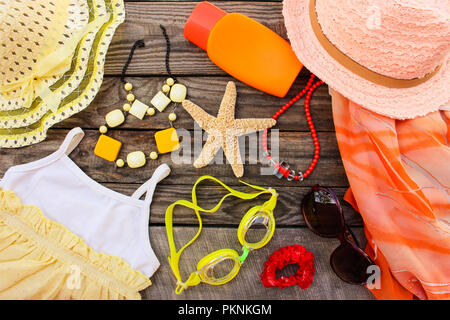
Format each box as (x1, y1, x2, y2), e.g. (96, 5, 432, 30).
(169, 83, 187, 103)
(129, 99, 149, 120)
(151, 91, 171, 112)
(126, 151, 146, 169)
(147, 107, 156, 116)
(105, 109, 125, 128)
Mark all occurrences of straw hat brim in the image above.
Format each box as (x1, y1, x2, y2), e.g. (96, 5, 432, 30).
(0, 0, 91, 112)
(0, 0, 107, 127)
(283, 0, 450, 119)
(0, 0, 125, 148)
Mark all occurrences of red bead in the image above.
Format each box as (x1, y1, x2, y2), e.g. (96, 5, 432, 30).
(267, 75, 324, 182)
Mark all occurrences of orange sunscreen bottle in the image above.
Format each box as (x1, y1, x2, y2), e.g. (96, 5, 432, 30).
(184, 1, 303, 98)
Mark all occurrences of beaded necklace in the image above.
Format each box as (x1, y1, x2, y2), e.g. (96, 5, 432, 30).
(263, 74, 324, 181)
(94, 25, 186, 169)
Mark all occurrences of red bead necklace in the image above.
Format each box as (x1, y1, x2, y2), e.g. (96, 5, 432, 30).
(262, 74, 324, 181)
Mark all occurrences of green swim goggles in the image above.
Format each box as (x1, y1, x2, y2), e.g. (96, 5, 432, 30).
(165, 176, 278, 294)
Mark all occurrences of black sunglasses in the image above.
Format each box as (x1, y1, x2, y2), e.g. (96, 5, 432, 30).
(301, 185, 376, 285)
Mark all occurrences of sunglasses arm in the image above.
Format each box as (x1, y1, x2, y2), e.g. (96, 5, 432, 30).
(341, 226, 360, 248)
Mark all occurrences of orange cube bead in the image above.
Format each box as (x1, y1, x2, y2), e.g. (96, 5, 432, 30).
(155, 128, 180, 154)
(94, 135, 122, 162)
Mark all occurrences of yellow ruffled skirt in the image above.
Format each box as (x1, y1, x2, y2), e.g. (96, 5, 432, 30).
(0, 188, 151, 300)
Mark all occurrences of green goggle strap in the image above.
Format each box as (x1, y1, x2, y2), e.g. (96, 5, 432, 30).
(165, 175, 274, 294)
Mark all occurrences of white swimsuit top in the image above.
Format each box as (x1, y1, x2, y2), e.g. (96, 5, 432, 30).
(0, 127, 170, 278)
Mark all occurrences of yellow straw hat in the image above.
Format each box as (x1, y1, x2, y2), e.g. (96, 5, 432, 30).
(0, 0, 125, 148)
(0, 0, 109, 127)
(0, 0, 89, 111)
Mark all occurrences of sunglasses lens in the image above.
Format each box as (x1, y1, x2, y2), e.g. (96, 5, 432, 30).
(302, 188, 343, 237)
(330, 243, 374, 284)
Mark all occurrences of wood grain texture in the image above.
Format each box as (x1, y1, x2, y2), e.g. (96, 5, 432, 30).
(142, 227, 374, 300)
(0, 1, 372, 300)
(55, 73, 334, 132)
(0, 129, 347, 187)
(107, 183, 363, 226)
(105, 2, 288, 75)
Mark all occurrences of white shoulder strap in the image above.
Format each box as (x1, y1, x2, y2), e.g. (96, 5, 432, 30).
(132, 163, 171, 202)
(58, 127, 85, 156)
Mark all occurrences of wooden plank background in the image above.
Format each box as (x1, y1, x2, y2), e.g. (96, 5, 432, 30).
(0, 1, 374, 300)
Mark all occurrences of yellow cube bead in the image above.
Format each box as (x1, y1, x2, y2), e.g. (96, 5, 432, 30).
(129, 99, 149, 120)
(151, 91, 171, 112)
(155, 127, 180, 154)
(94, 135, 122, 162)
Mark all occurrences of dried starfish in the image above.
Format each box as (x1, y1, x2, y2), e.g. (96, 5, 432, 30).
(182, 81, 276, 177)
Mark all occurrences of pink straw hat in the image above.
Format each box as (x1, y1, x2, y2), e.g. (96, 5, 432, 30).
(283, 0, 450, 119)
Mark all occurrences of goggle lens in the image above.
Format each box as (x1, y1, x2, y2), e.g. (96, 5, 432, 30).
(240, 211, 275, 250)
(245, 215, 270, 242)
(197, 250, 241, 285)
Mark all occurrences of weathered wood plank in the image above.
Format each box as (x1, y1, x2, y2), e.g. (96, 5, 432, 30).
(0, 129, 347, 187)
(0, 0, 370, 301)
(106, 2, 290, 76)
(102, 183, 362, 226)
(55, 74, 333, 132)
(142, 227, 374, 300)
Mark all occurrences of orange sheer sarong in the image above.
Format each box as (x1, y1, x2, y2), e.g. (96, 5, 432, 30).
(331, 90, 450, 300)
